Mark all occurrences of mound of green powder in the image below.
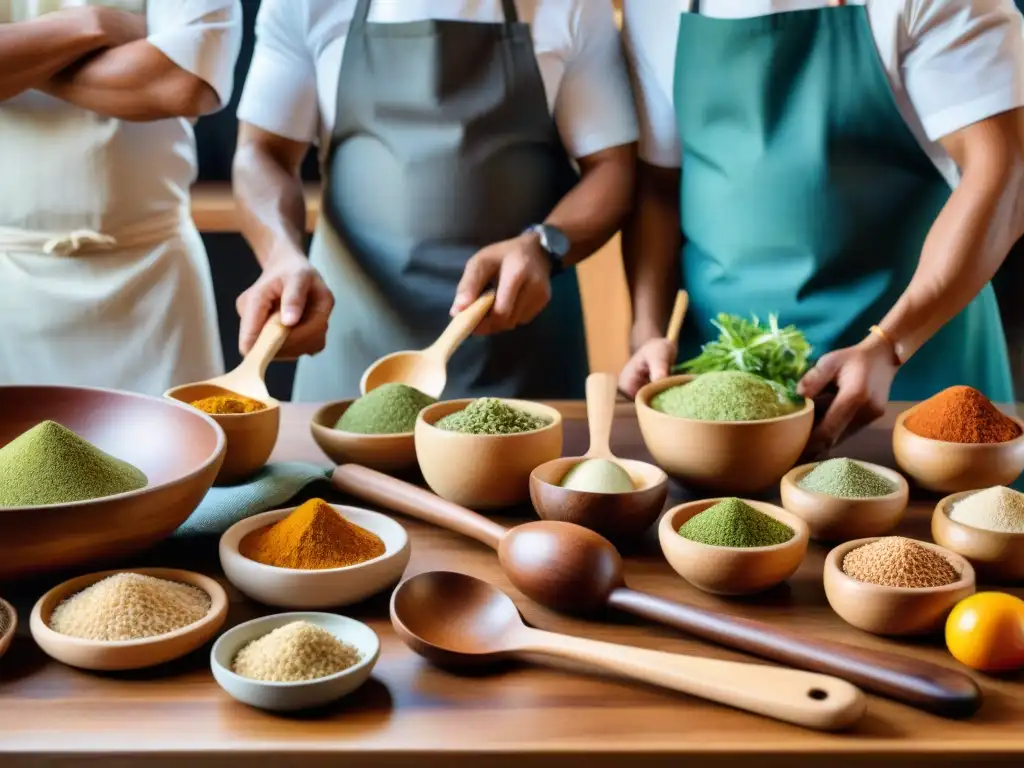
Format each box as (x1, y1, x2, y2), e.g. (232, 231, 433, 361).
(678, 498, 794, 548)
(0, 421, 148, 507)
(650, 371, 797, 421)
(798, 458, 895, 498)
(435, 398, 550, 435)
(336, 383, 436, 435)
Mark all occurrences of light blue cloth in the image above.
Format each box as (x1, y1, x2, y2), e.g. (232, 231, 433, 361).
(174, 462, 330, 537)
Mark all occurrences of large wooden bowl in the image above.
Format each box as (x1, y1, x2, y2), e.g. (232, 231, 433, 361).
(636, 375, 814, 494)
(0, 386, 225, 580)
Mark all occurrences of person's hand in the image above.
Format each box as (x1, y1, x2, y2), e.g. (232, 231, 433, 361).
(451, 232, 552, 335)
(797, 334, 899, 457)
(236, 250, 334, 359)
(618, 337, 677, 398)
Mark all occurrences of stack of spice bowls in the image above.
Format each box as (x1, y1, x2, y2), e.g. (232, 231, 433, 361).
(931, 486, 1024, 582)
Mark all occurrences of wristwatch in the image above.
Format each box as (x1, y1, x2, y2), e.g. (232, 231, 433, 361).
(523, 224, 571, 276)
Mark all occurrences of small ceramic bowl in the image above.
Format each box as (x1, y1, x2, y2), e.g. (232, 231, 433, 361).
(165, 382, 279, 485)
(780, 461, 909, 542)
(310, 399, 419, 475)
(658, 499, 810, 595)
(931, 491, 1024, 583)
(211, 612, 380, 712)
(29, 568, 228, 671)
(219, 505, 410, 608)
(635, 375, 814, 494)
(823, 538, 976, 636)
(530, 457, 668, 540)
(415, 399, 563, 510)
(892, 405, 1024, 494)
(0, 597, 16, 660)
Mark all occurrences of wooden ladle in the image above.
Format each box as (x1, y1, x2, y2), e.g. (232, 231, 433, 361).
(360, 292, 496, 398)
(391, 571, 866, 731)
(530, 373, 668, 538)
(333, 464, 982, 718)
(667, 289, 689, 347)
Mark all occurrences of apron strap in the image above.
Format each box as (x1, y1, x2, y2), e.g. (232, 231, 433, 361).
(352, 0, 520, 31)
(501, 0, 520, 24)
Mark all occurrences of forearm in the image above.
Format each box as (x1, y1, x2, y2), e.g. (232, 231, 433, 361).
(0, 14, 106, 101)
(622, 160, 682, 349)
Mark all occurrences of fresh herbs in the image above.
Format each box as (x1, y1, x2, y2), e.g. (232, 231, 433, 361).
(674, 313, 811, 396)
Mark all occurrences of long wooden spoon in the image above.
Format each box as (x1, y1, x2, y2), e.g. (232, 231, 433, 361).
(392, 570, 866, 731)
(332, 464, 982, 718)
(667, 289, 689, 347)
(360, 292, 496, 398)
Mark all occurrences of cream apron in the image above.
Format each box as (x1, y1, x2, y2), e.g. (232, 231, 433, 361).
(0, 1, 223, 395)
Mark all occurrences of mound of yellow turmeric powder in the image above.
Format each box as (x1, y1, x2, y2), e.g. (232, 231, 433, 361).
(190, 394, 266, 415)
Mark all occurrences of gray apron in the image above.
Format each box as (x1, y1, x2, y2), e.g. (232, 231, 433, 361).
(292, 0, 587, 402)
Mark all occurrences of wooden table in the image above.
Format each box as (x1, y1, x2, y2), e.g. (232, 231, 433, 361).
(1, 403, 1022, 766)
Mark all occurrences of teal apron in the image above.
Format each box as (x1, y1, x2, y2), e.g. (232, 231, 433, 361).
(674, 1, 1015, 403)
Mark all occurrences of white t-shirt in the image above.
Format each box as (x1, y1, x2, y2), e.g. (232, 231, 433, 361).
(237, 0, 639, 159)
(623, 0, 1024, 187)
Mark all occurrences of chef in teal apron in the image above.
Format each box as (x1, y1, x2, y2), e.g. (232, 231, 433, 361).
(232, 0, 638, 401)
(620, 0, 1023, 451)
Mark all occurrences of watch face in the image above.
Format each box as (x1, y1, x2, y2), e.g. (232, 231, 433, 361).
(540, 225, 570, 259)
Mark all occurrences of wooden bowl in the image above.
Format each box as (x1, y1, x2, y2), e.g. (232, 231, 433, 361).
(892, 405, 1024, 494)
(658, 499, 809, 595)
(530, 457, 668, 539)
(635, 375, 814, 494)
(29, 568, 228, 671)
(415, 399, 563, 510)
(0, 386, 225, 580)
(932, 491, 1024, 583)
(219, 505, 411, 608)
(211, 612, 380, 712)
(779, 461, 909, 542)
(0, 597, 16, 660)
(164, 382, 278, 485)
(310, 399, 418, 475)
(823, 538, 976, 636)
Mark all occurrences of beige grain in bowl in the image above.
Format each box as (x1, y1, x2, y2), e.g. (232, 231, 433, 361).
(931, 491, 1024, 583)
(310, 399, 418, 474)
(636, 375, 813, 494)
(658, 498, 809, 595)
(415, 399, 563, 509)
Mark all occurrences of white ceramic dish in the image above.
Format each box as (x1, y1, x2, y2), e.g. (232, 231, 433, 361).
(211, 612, 380, 712)
(219, 504, 410, 609)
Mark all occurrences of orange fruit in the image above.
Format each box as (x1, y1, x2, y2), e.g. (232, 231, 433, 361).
(945, 592, 1024, 673)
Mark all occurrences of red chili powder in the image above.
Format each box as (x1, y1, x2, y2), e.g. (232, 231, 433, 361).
(905, 386, 1022, 444)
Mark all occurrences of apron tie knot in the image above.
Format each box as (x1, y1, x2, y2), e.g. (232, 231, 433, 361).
(43, 229, 118, 257)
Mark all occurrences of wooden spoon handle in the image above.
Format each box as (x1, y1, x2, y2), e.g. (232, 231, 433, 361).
(428, 292, 496, 363)
(607, 587, 981, 718)
(666, 290, 689, 346)
(332, 464, 507, 550)
(520, 629, 865, 731)
(583, 373, 618, 460)
(241, 313, 290, 376)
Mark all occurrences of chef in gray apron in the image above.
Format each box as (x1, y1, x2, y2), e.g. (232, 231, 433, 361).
(233, 0, 638, 402)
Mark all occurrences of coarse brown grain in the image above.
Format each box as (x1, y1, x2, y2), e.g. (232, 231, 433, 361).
(0, 603, 10, 636)
(842, 537, 960, 588)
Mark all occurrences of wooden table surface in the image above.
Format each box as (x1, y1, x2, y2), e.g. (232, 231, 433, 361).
(1, 403, 1022, 767)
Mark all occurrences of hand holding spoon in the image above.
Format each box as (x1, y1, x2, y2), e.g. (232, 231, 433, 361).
(392, 571, 866, 731)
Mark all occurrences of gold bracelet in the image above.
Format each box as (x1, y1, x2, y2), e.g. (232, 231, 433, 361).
(869, 325, 903, 366)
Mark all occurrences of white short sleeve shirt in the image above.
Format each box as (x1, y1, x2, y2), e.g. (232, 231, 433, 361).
(622, 0, 1024, 186)
(237, 0, 639, 159)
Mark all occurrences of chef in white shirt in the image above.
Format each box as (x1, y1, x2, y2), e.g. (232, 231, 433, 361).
(232, 0, 638, 401)
(0, 1, 242, 395)
(619, 0, 1024, 455)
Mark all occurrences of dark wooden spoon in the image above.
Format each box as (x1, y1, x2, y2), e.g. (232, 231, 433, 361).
(333, 464, 981, 718)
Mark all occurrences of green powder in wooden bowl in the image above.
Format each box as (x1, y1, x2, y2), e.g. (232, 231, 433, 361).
(678, 498, 794, 548)
(0, 421, 147, 507)
(651, 371, 799, 421)
(798, 458, 895, 498)
(435, 398, 551, 435)
(336, 383, 436, 435)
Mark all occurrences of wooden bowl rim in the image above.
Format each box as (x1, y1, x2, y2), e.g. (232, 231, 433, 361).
(417, 398, 564, 438)
(781, 460, 909, 503)
(30, 567, 228, 649)
(824, 537, 977, 596)
(934, 490, 1024, 541)
(164, 382, 280, 416)
(210, 611, 381, 689)
(636, 374, 814, 426)
(894, 404, 1024, 449)
(530, 455, 668, 497)
(0, 596, 16, 644)
(660, 497, 810, 553)
(220, 504, 410, 575)
(0, 385, 226, 513)
(310, 399, 417, 440)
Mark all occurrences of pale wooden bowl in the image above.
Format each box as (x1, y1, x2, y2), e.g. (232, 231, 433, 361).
(0, 386, 225, 580)
(658, 499, 810, 595)
(780, 461, 909, 542)
(165, 382, 279, 485)
(823, 538, 976, 637)
(892, 405, 1024, 494)
(415, 399, 563, 510)
(219, 505, 411, 608)
(29, 568, 228, 671)
(0, 597, 16, 660)
(931, 491, 1024, 583)
(309, 399, 418, 475)
(636, 375, 814, 494)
